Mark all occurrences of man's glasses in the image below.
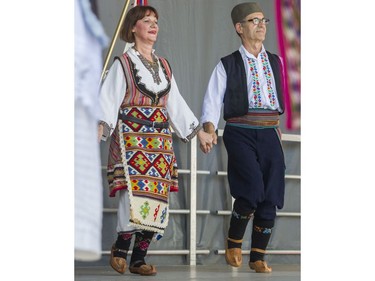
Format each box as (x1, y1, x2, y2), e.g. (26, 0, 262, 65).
(241, 17, 270, 25)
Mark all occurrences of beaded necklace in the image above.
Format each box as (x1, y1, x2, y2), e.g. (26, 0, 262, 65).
(133, 46, 162, 85)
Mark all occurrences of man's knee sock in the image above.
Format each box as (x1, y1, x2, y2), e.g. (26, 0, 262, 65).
(250, 219, 274, 262)
(227, 198, 254, 249)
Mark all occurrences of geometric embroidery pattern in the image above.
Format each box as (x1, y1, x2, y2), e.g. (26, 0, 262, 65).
(121, 124, 174, 199)
(107, 53, 176, 235)
(160, 207, 167, 224)
(128, 151, 152, 173)
(114, 106, 177, 233)
(121, 106, 168, 133)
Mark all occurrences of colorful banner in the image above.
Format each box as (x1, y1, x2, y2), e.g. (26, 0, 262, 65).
(275, 0, 301, 131)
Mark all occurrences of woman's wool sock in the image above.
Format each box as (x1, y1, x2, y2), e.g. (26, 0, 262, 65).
(113, 233, 132, 259)
(130, 231, 154, 267)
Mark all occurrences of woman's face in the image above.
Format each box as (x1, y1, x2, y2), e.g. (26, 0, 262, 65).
(132, 11, 159, 45)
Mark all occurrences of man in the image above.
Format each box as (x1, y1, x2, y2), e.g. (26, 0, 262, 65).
(201, 2, 286, 273)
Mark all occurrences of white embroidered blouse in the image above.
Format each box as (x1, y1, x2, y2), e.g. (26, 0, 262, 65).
(99, 47, 201, 142)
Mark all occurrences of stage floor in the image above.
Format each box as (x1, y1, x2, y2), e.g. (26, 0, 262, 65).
(75, 264, 300, 281)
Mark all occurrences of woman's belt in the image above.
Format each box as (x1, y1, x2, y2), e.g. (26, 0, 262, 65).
(226, 110, 279, 127)
(120, 114, 170, 129)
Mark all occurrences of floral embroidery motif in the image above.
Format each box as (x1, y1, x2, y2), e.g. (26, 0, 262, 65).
(262, 228, 272, 234)
(189, 121, 196, 131)
(248, 57, 262, 107)
(254, 225, 272, 234)
(247, 53, 276, 108)
(140, 201, 150, 219)
(134, 236, 150, 251)
(232, 210, 254, 219)
(121, 233, 133, 240)
(260, 52, 277, 107)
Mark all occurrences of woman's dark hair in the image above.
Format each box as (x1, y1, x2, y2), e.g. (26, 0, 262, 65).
(120, 6, 159, 43)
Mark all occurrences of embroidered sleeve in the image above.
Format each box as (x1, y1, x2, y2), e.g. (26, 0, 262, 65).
(166, 74, 202, 142)
(180, 123, 203, 143)
(98, 60, 126, 138)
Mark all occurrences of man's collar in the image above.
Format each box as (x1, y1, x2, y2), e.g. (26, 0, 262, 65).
(239, 44, 265, 59)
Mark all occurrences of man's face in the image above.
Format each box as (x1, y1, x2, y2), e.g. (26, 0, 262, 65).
(236, 12, 267, 43)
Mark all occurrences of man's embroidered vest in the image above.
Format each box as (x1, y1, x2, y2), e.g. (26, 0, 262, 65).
(221, 50, 285, 120)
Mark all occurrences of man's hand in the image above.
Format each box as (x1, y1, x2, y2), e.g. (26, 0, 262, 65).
(203, 122, 217, 145)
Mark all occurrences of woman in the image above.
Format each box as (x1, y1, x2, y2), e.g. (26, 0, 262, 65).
(98, 5, 213, 276)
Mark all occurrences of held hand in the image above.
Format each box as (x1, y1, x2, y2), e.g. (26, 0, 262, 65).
(198, 129, 214, 154)
(203, 122, 217, 149)
(211, 131, 218, 146)
(203, 122, 217, 145)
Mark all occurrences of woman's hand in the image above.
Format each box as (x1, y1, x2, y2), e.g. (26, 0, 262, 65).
(198, 129, 214, 154)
